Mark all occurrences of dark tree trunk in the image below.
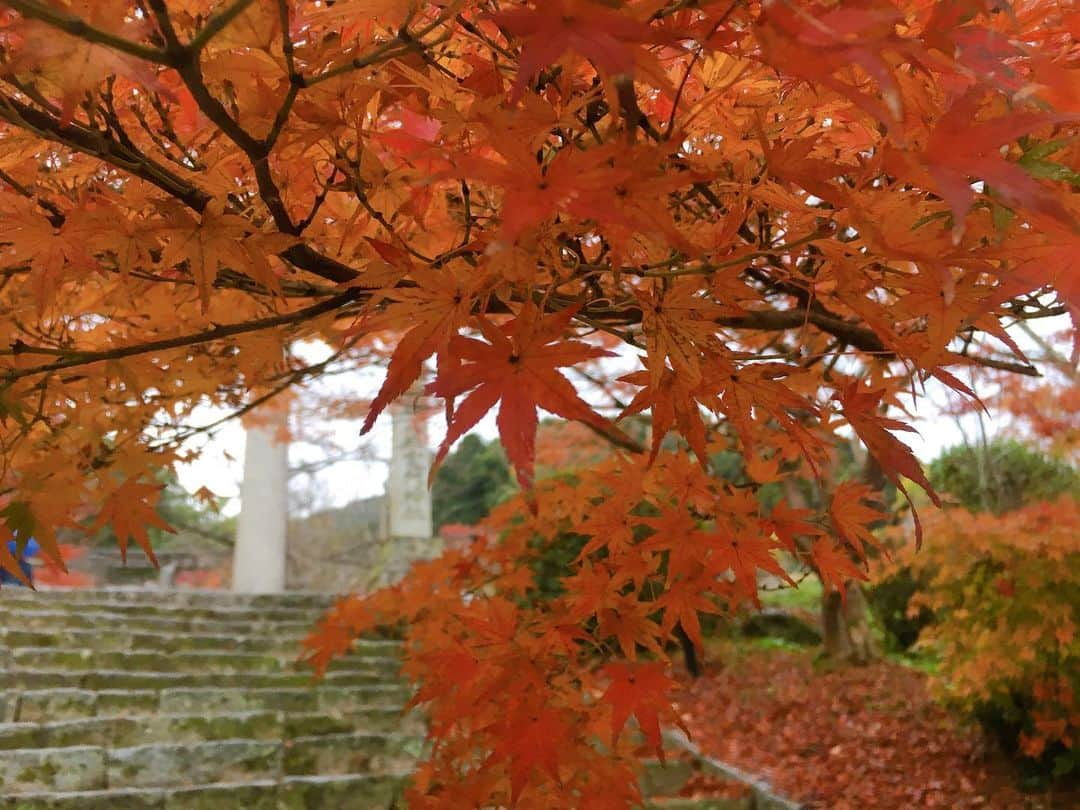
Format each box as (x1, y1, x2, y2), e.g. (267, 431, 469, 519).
(674, 622, 701, 677)
(821, 580, 877, 664)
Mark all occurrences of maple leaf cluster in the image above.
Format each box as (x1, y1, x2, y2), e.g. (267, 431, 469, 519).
(0, 0, 1077, 805)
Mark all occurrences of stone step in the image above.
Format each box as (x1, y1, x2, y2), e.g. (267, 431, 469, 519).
(641, 756, 758, 810)
(0, 773, 407, 809)
(4, 609, 315, 637)
(0, 629, 400, 658)
(0, 668, 389, 692)
(2, 648, 400, 676)
(0, 708, 424, 750)
(0, 602, 321, 625)
(6, 685, 412, 723)
(282, 732, 424, 779)
(2, 588, 335, 610)
(643, 757, 697, 797)
(0, 734, 422, 792)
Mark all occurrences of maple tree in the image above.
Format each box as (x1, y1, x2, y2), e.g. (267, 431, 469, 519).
(0, 0, 1078, 806)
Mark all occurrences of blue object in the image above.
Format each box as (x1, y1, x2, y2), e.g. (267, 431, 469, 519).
(8, 537, 39, 558)
(2, 536, 38, 587)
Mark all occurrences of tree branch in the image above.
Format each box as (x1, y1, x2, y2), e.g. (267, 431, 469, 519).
(4, 289, 364, 380)
(189, 0, 258, 52)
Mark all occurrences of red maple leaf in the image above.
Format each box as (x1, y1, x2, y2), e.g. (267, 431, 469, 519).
(700, 525, 792, 607)
(921, 91, 1080, 229)
(830, 481, 887, 558)
(359, 265, 483, 434)
(653, 578, 720, 650)
(620, 361, 710, 465)
(600, 660, 682, 755)
(90, 478, 173, 567)
(458, 143, 616, 243)
(487, 701, 574, 804)
(492, 0, 676, 99)
(426, 304, 629, 489)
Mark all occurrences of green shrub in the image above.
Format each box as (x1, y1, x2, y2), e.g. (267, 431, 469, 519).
(928, 439, 1080, 515)
(866, 565, 932, 652)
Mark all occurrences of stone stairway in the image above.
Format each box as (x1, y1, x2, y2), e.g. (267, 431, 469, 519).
(0, 588, 768, 809)
(0, 588, 421, 809)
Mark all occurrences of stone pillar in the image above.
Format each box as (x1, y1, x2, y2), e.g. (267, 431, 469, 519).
(233, 412, 288, 593)
(381, 390, 437, 583)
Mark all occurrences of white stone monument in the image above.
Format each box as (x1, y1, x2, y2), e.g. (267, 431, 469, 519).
(385, 393, 434, 541)
(232, 411, 289, 593)
(380, 389, 438, 582)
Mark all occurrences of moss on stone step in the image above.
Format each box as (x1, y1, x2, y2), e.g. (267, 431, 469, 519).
(0, 774, 409, 809)
(2, 628, 402, 659)
(10, 649, 287, 674)
(158, 687, 317, 715)
(276, 774, 408, 809)
(7, 610, 312, 637)
(0, 725, 39, 750)
(282, 732, 423, 776)
(4, 788, 162, 809)
(0, 746, 106, 793)
(0, 588, 420, 804)
(0, 600, 318, 624)
(0, 668, 387, 692)
(284, 707, 419, 737)
(0, 712, 291, 750)
(106, 740, 282, 789)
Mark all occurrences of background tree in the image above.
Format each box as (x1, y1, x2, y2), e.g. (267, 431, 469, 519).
(929, 439, 1080, 516)
(0, 1, 1076, 807)
(431, 433, 514, 530)
(80, 468, 232, 550)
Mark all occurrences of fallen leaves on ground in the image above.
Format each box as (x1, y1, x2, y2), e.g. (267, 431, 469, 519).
(675, 645, 1068, 809)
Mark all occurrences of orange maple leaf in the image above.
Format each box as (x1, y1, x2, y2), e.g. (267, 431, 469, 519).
(653, 579, 720, 651)
(155, 200, 259, 310)
(700, 525, 792, 606)
(829, 481, 886, 559)
(596, 595, 665, 661)
(838, 380, 941, 501)
(838, 381, 941, 547)
(620, 362, 710, 465)
(811, 538, 869, 598)
(90, 478, 174, 566)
